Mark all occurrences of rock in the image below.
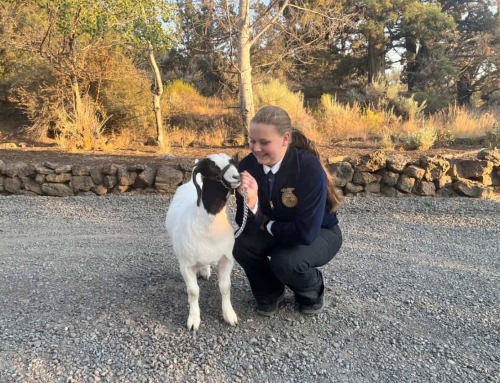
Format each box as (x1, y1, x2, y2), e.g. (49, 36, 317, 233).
(386, 154, 411, 173)
(0, 175, 4, 192)
(436, 187, 460, 198)
(478, 170, 500, 187)
(72, 165, 90, 176)
(344, 182, 364, 194)
(46, 173, 72, 183)
(155, 166, 184, 193)
(55, 165, 72, 174)
(381, 185, 406, 197)
(35, 174, 46, 184)
(413, 180, 436, 196)
(93, 185, 108, 196)
(453, 180, 494, 199)
(420, 156, 451, 181)
(403, 165, 426, 180)
(134, 167, 157, 189)
(43, 162, 59, 170)
(17, 190, 38, 196)
(35, 165, 55, 175)
(327, 155, 351, 164)
(365, 182, 381, 193)
(90, 167, 104, 184)
(0, 142, 17, 148)
(41, 183, 75, 197)
(117, 166, 137, 186)
(113, 185, 131, 194)
(353, 172, 378, 186)
(4, 177, 22, 194)
(1, 162, 28, 177)
(358, 191, 380, 197)
(102, 164, 118, 175)
(355, 150, 387, 172)
(188, 140, 208, 148)
(477, 148, 500, 165)
(127, 164, 147, 171)
(328, 162, 354, 187)
(71, 176, 95, 192)
(396, 174, 416, 193)
(449, 159, 493, 180)
(378, 169, 399, 187)
(21, 177, 43, 195)
(103, 175, 118, 189)
(435, 175, 452, 189)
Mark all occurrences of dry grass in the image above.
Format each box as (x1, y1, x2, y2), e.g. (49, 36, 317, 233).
(431, 104, 496, 138)
(51, 95, 109, 151)
(318, 94, 375, 141)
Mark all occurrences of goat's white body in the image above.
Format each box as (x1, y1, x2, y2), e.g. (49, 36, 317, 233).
(166, 179, 234, 266)
(165, 172, 238, 331)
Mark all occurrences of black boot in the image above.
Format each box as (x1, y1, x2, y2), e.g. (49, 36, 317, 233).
(298, 271, 325, 315)
(256, 290, 286, 317)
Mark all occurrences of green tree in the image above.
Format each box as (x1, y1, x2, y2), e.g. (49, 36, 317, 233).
(0, 0, 177, 144)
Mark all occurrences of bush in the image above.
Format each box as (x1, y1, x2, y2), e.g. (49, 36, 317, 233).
(431, 104, 496, 139)
(254, 78, 319, 142)
(404, 125, 437, 150)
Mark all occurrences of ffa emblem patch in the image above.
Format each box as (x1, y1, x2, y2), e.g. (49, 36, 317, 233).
(280, 188, 298, 208)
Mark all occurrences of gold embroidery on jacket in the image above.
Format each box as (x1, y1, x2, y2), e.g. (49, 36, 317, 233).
(280, 188, 298, 208)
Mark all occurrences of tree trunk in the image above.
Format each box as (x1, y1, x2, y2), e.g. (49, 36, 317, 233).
(147, 41, 164, 147)
(237, 0, 254, 137)
(68, 35, 83, 118)
(405, 35, 418, 92)
(70, 74, 83, 118)
(368, 38, 385, 83)
(498, 0, 500, 32)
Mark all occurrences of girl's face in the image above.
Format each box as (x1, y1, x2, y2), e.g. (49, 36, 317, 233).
(248, 123, 290, 167)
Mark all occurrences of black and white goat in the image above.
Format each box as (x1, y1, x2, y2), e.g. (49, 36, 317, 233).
(165, 153, 241, 331)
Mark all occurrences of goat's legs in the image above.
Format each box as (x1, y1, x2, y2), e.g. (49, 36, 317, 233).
(180, 264, 201, 331)
(196, 265, 211, 280)
(218, 255, 238, 326)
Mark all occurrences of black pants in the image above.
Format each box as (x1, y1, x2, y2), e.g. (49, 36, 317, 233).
(233, 225, 343, 305)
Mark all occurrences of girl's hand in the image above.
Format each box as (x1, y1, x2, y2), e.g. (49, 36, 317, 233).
(238, 171, 258, 210)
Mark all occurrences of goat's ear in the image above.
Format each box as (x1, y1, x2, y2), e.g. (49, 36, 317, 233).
(192, 159, 207, 207)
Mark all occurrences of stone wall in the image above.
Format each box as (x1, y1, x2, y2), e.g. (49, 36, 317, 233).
(328, 148, 500, 199)
(1, 148, 499, 198)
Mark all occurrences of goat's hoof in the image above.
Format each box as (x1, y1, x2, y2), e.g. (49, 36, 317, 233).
(187, 315, 201, 331)
(223, 308, 238, 326)
(197, 265, 211, 280)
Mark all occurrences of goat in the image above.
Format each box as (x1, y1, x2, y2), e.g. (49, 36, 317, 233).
(165, 153, 241, 331)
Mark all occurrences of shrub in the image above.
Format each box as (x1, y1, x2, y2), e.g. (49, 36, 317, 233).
(318, 93, 368, 141)
(404, 125, 437, 150)
(432, 104, 496, 138)
(254, 78, 319, 142)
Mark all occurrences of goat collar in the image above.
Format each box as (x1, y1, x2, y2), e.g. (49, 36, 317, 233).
(201, 163, 234, 190)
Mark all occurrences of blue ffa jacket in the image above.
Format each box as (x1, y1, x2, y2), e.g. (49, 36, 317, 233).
(235, 146, 338, 247)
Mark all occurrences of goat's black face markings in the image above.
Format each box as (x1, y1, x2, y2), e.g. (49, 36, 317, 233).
(192, 155, 236, 215)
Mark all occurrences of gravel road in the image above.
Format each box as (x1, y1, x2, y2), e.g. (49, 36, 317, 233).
(0, 195, 499, 383)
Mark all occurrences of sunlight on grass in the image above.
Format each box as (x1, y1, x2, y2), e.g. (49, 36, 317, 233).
(432, 104, 496, 138)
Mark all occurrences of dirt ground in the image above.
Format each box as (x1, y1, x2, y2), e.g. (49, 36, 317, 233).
(0, 134, 487, 167)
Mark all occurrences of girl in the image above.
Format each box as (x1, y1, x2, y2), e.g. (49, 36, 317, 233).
(234, 105, 343, 316)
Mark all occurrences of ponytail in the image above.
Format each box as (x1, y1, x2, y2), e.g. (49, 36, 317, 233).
(291, 128, 343, 212)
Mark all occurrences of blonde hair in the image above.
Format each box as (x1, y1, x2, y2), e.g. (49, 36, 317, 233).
(251, 106, 343, 212)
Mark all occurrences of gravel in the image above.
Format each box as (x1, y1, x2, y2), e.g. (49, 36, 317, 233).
(0, 195, 499, 383)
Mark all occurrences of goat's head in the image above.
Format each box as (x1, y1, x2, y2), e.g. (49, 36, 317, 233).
(192, 153, 241, 207)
